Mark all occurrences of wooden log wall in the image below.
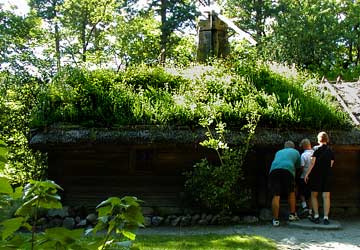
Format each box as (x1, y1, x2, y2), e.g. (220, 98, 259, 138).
(46, 143, 217, 209)
(31, 128, 360, 214)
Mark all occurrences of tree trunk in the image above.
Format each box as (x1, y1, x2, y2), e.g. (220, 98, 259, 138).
(159, 0, 167, 65)
(54, 22, 61, 70)
(356, 25, 360, 66)
(348, 41, 353, 64)
(81, 21, 86, 62)
(81, 17, 87, 62)
(254, 0, 264, 42)
(52, 0, 61, 70)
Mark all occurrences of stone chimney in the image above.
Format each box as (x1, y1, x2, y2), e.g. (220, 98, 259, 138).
(197, 11, 230, 62)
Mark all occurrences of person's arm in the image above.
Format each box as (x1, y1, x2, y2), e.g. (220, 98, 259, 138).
(304, 157, 316, 183)
(300, 154, 305, 173)
(330, 160, 334, 168)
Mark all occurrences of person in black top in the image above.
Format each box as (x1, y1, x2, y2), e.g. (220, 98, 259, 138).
(304, 131, 335, 225)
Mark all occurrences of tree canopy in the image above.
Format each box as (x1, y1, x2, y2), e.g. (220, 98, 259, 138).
(0, 0, 359, 78)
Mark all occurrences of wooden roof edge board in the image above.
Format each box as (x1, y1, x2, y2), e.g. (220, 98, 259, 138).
(197, 0, 257, 45)
(216, 14, 257, 45)
(323, 80, 360, 126)
(29, 127, 360, 147)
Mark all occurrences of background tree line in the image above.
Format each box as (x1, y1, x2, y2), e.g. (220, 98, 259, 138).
(0, 0, 359, 80)
(0, 0, 198, 77)
(225, 0, 360, 79)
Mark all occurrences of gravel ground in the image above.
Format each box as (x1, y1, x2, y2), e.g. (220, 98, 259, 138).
(137, 218, 360, 249)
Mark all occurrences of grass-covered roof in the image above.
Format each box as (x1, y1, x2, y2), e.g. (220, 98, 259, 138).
(30, 60, 351, 131)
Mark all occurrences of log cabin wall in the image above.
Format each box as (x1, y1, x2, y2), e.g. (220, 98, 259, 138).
(30, 128, 360, 214)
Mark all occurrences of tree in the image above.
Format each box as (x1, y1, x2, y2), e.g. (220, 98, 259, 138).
(28, 0, 64, 71)
(338, 0, 360, 68)
(224, 0, 276, 43)
(0, 73, 47, 185)
(138, 0, 199, 65)
(0, 9, 41, 74)
(110, 11, 161, 68)
(265, 0, 341, 71)
(60, 0, 118, 65)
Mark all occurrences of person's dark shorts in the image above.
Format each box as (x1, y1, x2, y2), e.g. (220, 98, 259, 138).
(308, 171, 333, 192)
(269, 169, 295, 196)
(298, 178, 311, 200)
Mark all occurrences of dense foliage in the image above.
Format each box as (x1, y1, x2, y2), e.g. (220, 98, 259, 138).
(184, 112, 259, 212)
(29, 60, 351, 130)
(1, 0, 359, 79)
(0, 73, 47, 185)
(0, 179, 144, 249)
(225, 0, 360, 80)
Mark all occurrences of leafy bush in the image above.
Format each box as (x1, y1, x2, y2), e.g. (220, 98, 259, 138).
(0, 73, 47, 185)
(184, 111, 259, 212)
(88, 196, 144, 250)
(0, 181, 144, 250)
(1, 145, 143, 249)
(321, 63, 360, 82)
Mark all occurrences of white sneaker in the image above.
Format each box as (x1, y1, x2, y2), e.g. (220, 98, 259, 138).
(288, 214, 300, 221)
(272, 219, 280, 226)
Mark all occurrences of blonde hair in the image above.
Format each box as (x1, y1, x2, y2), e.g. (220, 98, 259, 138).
(284, 140, 295, 148)
(317, 131, 329, 143)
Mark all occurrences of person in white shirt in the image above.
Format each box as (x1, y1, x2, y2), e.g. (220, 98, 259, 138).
(298, 138, 314, 217)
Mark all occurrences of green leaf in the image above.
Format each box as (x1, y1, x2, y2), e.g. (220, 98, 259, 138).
(0, 140, 7, 171)
(97, 206, 111, 217)
(10, 187, 23, 200)
(15, 196, 38, 216)
(114, 240, 133, 248)
(120, 230, 136, 241)
(43, 227, 83, 244)
(22, 183, 37, 200)
(41, 180, 63, 191)
(100, 239, 114, 249)
(0, 217, 25, 240)
(0, 177, 13, 195)
(122, 196, 142, 206)
(38, 196, 62, 209)
(84, 227, 93, 236)
(123, 206, 144, 225)
(96, 197, 121, 209)
(107, 220, 116, 234)
(0, 234, 27, 249)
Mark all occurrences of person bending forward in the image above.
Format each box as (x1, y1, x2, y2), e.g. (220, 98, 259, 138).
(269, 141, 301, 226)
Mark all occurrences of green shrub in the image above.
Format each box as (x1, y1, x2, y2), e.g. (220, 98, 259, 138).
(0, 151, 144, 250)
(0, 73, 47, 186)
(184, 112, 259, 212)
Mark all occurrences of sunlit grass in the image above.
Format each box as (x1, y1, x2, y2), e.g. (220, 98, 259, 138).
(2, 232, 277, 250)
(133, 234, 277, 250)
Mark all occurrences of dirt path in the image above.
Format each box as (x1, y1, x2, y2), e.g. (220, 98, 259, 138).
(138, 218, 360, 249)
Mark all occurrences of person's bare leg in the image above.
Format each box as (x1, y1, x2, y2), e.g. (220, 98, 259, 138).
(322, 192, 331, 217)
(311, 191, 319, 217)
(272, 195, 280, 219)
(288, 192, 296, 214)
